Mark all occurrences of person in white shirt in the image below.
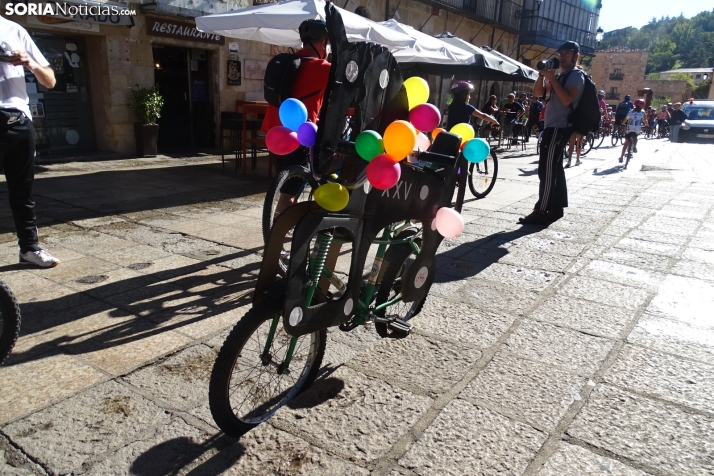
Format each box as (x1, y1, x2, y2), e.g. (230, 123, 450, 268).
(1, 16, 60, 267)
(619, 98, 646, 163)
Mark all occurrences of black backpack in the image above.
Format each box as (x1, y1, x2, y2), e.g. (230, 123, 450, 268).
(263, 53, 320, 107)
(557, 69, 601, 136)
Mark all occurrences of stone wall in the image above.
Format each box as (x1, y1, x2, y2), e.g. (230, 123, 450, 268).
(642, 80, 693, 104)
(589, 50, 649, 106)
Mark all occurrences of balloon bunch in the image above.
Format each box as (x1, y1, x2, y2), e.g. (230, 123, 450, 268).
(265, 98, 317, 156)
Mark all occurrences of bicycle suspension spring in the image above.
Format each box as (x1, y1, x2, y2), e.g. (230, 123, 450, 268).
(309, 231, 333, 283)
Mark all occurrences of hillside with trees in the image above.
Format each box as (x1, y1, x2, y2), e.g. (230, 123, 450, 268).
(599, 9, 714, 74)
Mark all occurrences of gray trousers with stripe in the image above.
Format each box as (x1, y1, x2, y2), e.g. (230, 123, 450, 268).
(534, 127, 570, 212)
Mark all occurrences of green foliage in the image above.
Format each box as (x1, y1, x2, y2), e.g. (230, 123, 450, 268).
(651, 95, 671, 109)
(692, 79, 712, 99)
(599, 9, 714, 74)
(669, 73, 696, 87)
(127, 84, 164, 124)
(646, 72, 661, 80)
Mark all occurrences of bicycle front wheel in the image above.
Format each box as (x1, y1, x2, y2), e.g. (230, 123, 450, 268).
(580, 133, 594, 156)
(209, 296, 327, 437)
(468, 150, 498, 199)
(0, 281, 21, 365)
(262, 165, 314, 246)
(593, 129, 605, 149)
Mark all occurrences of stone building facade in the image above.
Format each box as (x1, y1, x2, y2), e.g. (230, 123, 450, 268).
(3, 0, 525, 156)
(589, 47, 649, 107)
(642, 80, 693, 104)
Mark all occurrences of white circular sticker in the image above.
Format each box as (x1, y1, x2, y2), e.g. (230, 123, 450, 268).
(414, 267, 429, 289)
(379, 69, 389, 89)
(66, 130, 80, 145)
(420, 185, 429, 200)
(289, 307, 303, 326)
(363, 181, 372, 194)
(346, 61, 359, 82)
(344, 298, 354, 315)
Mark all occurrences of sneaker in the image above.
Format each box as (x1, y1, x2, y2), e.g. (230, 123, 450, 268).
(19, 250, 60, 268)
(575, 159, 582, 166)
(518, 211, 551, 226)
(618, 156, 624, 163)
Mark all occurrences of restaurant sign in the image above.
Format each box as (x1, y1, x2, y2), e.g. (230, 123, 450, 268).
(147, 17, 224, 45)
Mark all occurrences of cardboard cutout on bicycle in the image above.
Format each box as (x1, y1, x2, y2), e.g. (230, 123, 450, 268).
(254, 2, 465, 338)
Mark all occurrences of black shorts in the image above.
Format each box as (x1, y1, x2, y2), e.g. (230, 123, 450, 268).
(615, 114, 626, 125)
(625, 132, 638, 140)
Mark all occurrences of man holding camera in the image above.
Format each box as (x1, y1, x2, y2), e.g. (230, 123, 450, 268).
(519, 41, 585, 225)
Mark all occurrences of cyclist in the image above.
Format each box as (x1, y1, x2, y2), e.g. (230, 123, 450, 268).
(646, 106, 657, 134)
(614, 94, 633, 131)
(446, 81, 499, 131)
(261, 20, 331, 217)
(597, 90, 607, 116)
(657, 105, 669, 138)
(619, 98, 645, 163)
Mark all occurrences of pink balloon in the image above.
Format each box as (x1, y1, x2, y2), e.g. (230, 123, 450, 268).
(366, 154, 401, 190)
(414, 132, 431, 152)
(409, 103, 441, 132)
(434, 207, 464, 238)
(265, 126, 300, 155)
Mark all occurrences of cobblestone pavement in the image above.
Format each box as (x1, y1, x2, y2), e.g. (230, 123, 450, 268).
(1, 138, 713, 475)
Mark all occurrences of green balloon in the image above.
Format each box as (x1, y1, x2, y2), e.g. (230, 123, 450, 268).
(355, 130, 384, 162)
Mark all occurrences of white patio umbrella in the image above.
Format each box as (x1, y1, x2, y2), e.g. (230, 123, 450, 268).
(195, 0, 416, 50)
(377, 20, 475, 65)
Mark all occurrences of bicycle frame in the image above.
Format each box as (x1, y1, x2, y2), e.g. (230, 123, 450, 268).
(265, 220, 421, 371)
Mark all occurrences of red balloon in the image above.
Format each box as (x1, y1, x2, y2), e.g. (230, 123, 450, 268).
(366, 154, 401, 190)
(409, 103, 441, 132)
(265, 126, 300, 155)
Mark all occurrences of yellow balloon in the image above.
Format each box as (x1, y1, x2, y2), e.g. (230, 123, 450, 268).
(403, 77, 430, 110)
(383, 120, 417, 161)
(450, 123, 475, 145)
(314, 183, 350, 212)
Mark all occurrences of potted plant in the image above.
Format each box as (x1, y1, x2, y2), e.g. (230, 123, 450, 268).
(127, 84, 164, 157)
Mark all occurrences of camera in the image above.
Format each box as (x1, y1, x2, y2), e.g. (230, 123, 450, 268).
(536, 58, 560, 71)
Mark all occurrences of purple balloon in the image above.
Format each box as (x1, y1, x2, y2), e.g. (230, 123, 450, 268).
(297, 121, 318, 147)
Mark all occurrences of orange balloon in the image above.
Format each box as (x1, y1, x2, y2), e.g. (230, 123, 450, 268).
(432, 127, 445, 141)
(383, 120, 417, 161)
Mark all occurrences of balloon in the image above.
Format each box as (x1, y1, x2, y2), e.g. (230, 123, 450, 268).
(403, 77, 430, 110)
(314, 182, 350, 212)
(366, 154, 401, 190)
(463, 138, 491, 163)
(450, 123, 475, 144)
(279, 98, 308, 132)
(265, 126, 300, 155)
(296, 121, 318, 147)
(434, 207, 464, 238)
(383, 120, 417, 161)
(355, 130, 384, 162)
(409, 103, 441, 132)
(432, 127, 445, 141)
(414, 132, 431, 152)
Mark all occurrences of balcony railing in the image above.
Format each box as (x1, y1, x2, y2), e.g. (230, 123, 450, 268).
(421, 0, 521, 32)
(606, 92, 620, 100)
(609, 73, 625, 80)
(519, 16, 597, 53)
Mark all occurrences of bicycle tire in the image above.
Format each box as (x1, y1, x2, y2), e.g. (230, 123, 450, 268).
(262, 165, 314, 246)
(580, 133, 594, 156)
(593, 129, 605, 149)
(374, 229, 425, 338)
(0, 281, 21, 365)
(209, 295, 326, 437)
(467, 150, 498, 199)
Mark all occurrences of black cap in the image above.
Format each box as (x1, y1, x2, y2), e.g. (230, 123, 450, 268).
(557, 40, 580, 54)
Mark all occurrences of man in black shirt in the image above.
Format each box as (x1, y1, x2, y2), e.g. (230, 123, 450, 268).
(524, 96, 543, 143)
(502, 93, 525, 139)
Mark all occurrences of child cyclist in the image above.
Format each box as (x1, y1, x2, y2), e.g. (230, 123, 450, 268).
(446, 81, 500, 131)
(619, 98, 645, 163)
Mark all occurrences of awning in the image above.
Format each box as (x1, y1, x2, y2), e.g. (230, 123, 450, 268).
(378, 20, 475, 65)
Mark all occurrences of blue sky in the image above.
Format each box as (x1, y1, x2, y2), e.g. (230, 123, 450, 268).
(598, 0, 713, 32)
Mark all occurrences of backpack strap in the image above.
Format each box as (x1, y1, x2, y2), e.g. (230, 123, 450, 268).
(547, 69, 574, 104)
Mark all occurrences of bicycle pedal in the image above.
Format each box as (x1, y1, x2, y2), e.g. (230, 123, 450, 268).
(388, 320, 413, 335)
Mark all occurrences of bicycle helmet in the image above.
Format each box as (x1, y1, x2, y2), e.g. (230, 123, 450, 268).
(450, 81, 474, 93)
(624, 94, 631, 101)
(598, 90, 605, 97)
(299, 19, 329, 41)
(634, 98, 645, 107)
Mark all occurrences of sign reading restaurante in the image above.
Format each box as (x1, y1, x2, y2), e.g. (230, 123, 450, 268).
(147, 16, 225, 45)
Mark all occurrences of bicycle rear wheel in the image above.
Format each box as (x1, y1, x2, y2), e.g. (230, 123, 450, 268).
(209, 295, 327, 436)
(262, 165, 314, 246)
(593, 129, 605, 149)
(0, 281, 21, 365)
(580, 133, 594, 156)
(467, 150, 498, 199)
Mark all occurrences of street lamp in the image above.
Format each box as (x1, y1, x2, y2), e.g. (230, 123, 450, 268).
(515, 0, 543, 18)
(596, 26, 604, 48)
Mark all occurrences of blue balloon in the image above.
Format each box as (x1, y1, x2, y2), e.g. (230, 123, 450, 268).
(462, 138, 490, 163)
(279, 98, 308, 132)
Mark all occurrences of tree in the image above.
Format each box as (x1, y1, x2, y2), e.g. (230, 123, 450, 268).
(691, 79, 712, 99)
(669, 72, 695, 88)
